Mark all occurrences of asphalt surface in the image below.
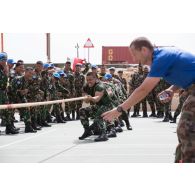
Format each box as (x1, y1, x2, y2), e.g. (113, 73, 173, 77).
(0, 113, 178, 163)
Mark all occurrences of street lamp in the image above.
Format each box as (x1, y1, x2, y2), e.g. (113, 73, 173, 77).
(75, 43, 79, 58)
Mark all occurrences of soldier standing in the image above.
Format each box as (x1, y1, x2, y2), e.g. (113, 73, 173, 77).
(117, 70, 127, 91)
(0, 53, 19, 134)
(74, 64, 85, 120)
(64, 61, 76, 120)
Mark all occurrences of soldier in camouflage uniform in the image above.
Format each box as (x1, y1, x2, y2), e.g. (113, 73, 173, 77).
(139, 66, 149, 117)
(51, 72, 70, 123)
(79, 72, 115, 142)
(64, 61, 76, 120)
(99, 65, 107, 77)
(153, 79, 166, 118)
(161, 80, 173, 122)
(129, 64, 143, 117)
(0, 53, 19, 135)
(10, 67, 37, 133)
(106, 74, 132, 131)
(170, 89, 189, 123)
(74, 64, 85, 120)
(117, 70, 127, 91)
(33, 61, 51, 127)
(109, 67, 120, 80)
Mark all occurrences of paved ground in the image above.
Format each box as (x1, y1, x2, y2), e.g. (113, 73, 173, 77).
(0, 113, 178, 163)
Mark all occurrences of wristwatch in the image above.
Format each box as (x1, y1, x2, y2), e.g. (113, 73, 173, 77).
(116, 106, 124, 113)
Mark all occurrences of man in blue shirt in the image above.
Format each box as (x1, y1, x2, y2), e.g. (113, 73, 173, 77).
(102, 37, 195, 163)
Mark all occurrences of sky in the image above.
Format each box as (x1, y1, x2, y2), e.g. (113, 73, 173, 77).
(2, 33, 195, 64)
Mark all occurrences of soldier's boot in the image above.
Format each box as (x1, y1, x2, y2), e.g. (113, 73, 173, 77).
(72, 111, 75, 121)
(131, 112, 137, 117)
(65, 114, 72, 121)
(56, 114, 66, 123)
(1, 119, 6, 127)
(94, 131, 108, 142)
(20, 116, 24, 122)
(124, 119, 132, 130)
(25, 122, 37, 133)
(76, 111, 80, 120)
(142, 111, 148, 118)
(170, 115, 177, 123)
(60, 112, 67, 122)
(107, 126, 117, 138)
(5, 124, 19, 135)
(46, 113, 53, 123)
(37, 116, 42, 127)
(157, 111, 164, 118)
(169, 113, 173, 121)
(41, 120, 51, 127)
(119, 119, 125, 127)
(162, 114, 169, 122)
(11, 121, 20, 131)
(79, 127, 92, 140)
(31, 119, 42, 130)
(115, 125, 123, 133)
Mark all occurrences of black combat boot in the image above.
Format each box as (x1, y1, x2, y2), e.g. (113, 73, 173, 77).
(5, 124, 19, 135)
(107, 127, 117, 138)
(31, 120, 42, 130)
(131, 112, 137, 117)
(72, 111, 75, 120)
(1, 119, 6, 127)
(56, 115, 66, 123)
(170, 115, 177, 123)
(157, 111, 164, 118)
(162, 115, 169, 122)
(142, 112, 148, 118)
(46, 113, 53, 123)
(60, 112, 67, 122)
(124, 119, 132, 130)
(76, 111, 80, 120)
(115, 125, 123, 133)
(25, 122, 37, 133)
(11, 121, 20, 131)
(65, 114, 72, 121)
(41, 121, 51, 127)
(94, 131, 108, 142)
(79, 127, 92, 140)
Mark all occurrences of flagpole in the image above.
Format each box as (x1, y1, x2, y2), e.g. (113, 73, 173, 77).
(1, 33, 4, 52)
(88, 48, 89, 63)
(46, 33, 51, 62)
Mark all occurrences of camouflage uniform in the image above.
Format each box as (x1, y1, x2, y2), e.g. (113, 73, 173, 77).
(64, 70, 75, 120)
(10, 76, 31, 125)
(118, 76, 127, 91)
(129, 69, 143, 116)
(79, 81, 114, 139)
(175, 84, 195, 162)
(74, 71, 85, 119)
(0, 67, 12, 126)
(171, 89, 189, 123)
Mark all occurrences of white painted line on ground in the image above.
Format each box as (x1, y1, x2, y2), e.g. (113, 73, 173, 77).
(0, 128, 58, 149)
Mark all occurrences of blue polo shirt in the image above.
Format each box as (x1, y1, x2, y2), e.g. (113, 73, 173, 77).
(148, 47, 195, 89)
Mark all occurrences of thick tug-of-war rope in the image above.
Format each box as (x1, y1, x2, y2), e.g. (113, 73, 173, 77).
(0, 96, 88, 110)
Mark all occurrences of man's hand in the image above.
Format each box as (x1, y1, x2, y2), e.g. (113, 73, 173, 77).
(84, 95, 93, 103)
(19, 89, 29, 95)
(101, 108, 121, 122)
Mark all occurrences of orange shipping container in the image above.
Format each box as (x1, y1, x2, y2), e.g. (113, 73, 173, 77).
(102, 46, 135, 65)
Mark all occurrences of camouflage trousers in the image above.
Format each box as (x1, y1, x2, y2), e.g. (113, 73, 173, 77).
(0, 90, 12, 125)
(79, 103, 114, 134)
(175, 84, 195, 163)
(174, 95, 188, 118)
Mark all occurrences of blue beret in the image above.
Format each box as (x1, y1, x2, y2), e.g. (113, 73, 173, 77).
(7, 59, 16, 64)
(53, 73, 60, 79)
(104, 73, 112, 80)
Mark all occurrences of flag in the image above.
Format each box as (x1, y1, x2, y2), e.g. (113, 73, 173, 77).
(72, 58, 85, 72)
